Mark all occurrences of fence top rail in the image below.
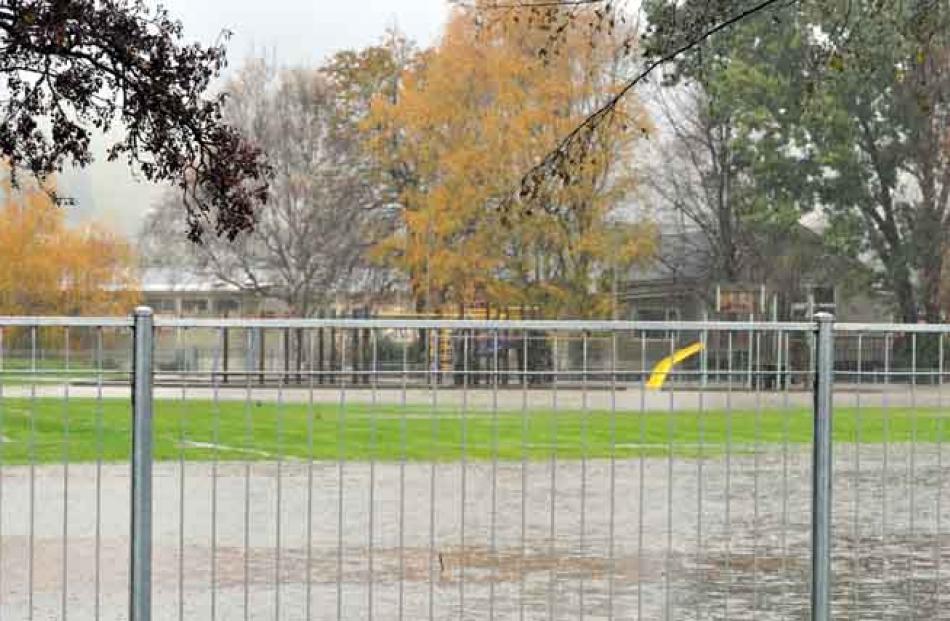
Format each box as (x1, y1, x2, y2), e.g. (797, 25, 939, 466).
(0, 316, 133, 328)
(835, 322, 950, 334)
(5, 315, 948, 334)
(152, 316, 817, 332)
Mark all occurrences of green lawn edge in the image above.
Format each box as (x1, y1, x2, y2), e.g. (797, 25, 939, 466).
(0, 397, 944, 464)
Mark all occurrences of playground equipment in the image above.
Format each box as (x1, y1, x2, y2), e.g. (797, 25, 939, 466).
(646, 341, 705, 389)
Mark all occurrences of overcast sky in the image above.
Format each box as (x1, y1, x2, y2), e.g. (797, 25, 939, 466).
(61, 0, 449, 238)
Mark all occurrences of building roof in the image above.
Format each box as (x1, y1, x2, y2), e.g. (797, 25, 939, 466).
(625, 229, 711, 284)
(138, 267, 243, 294)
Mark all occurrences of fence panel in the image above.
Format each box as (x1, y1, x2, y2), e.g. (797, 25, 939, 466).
(0, 317, 135, 621)
(138, 318, 816, 621)
(832, 324, 950, 619)
(9, 313, 950, 620)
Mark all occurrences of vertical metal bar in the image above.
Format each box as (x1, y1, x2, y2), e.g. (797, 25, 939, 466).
(211, 328, 222, 621)
(337, 330, 347, 621)
(460, 331, 468, 620)
(61, 328, 70, 621)
(243, 329, 253, 621)
(909, 332, 918, 617)
(884, 333, 890, 386)
(665, 333, 674, 621)
(299, 327, 307, 386)
(429, 330, 439, 621)
(780, 330, 790, 615)
(701, 313, 708, 388)
(752, 329, 761, 613)
(724, 330, 733, 619)
(637, 331, 646, 621)
(851, 334, 863, 617)
(936, 335, 944, 611)
(882, 333, 890, 593)
(306, 330, 316, 620)
(94, 327, 104, 621)
(519, 329, 528, 621)
(490, 329, 499, 621)
(747, 316, 753, 389)
(368, 328, 378, 621)
(131, 307, 155, 621)
(779, 333, 794, 602)
(28, 325, 36, 621)
(579, 331, 589, 621)
(548, 333, 559, 620)
(177, 328, 188, 621)
(319, 317, 326, 385)
(223, 326, 229, 384)
(398, 333, 408, 621)
(812, 313, 834, 621)
(608, 331, 617, 621)
(258, 327, 266, 386)
(349, 321, 358, 386)
(275, 329, 285, 621)
(696, 325, 706, 621)
(286, 327, 293, 386)
(809, 323, 817, 390)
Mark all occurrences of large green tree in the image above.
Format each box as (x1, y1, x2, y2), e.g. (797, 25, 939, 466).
(645, 0, 950, 323)
(643, 0, 806, 286)
(803, 1, 950, 323)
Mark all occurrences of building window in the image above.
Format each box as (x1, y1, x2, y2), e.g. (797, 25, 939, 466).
(154, 299, 177, 314)
(215, 299, 240, 315)
(181, 299, 209, 315)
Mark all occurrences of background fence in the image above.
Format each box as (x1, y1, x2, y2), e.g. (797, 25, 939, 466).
(0, 312, 947, 619)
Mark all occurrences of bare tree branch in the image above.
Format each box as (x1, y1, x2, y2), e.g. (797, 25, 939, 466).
(141, 60, 382, 315)
(519, 0, 792, 202)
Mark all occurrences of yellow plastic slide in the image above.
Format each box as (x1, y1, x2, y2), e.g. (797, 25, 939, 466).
(646, 341, 705, 390)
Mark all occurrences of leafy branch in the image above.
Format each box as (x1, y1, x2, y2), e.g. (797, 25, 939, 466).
(518, 0, 793, 204)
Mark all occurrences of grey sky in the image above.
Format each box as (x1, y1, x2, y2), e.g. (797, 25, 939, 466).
(61, 0, 449, 239)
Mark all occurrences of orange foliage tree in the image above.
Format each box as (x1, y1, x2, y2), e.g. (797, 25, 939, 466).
(365, 5, 654, 318)
(0, 180, 138, 316)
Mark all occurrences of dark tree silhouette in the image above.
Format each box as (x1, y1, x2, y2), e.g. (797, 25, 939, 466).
(0, 0, 270, 241)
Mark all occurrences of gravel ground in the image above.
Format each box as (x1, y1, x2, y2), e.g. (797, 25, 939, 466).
(3, 383, 950, 412)
(2, 445, 950, 620)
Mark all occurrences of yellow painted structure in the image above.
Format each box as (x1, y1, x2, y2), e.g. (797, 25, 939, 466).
(646, 341, 705, 390)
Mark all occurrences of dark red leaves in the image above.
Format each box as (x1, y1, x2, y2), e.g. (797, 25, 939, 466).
(0, 0, 271, 241)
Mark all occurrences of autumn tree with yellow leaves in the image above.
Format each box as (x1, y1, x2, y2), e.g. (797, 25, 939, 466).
(0, 179, 138, 316)
(364, 5, 654, 318)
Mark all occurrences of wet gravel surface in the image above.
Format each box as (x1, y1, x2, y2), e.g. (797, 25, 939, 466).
(2, 445, 950, 619)
(6, 383, 950, 412)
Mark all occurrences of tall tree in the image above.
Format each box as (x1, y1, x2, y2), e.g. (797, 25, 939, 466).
(141, 60, 378, 316)
(0, 177, 138, 316)
(645, 0, 950, 323)
(0, 0, 270, 241)
(366, 5, 653, 318)
(642, 1, 805, 286)
(322, 31, 418, 242)
(802, 0, 950, 322)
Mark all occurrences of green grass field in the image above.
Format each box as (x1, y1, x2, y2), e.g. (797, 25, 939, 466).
(0, 397, 946, 464)
(0, 359, 126, 385)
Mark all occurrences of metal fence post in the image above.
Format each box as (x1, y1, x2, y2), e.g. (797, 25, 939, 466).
(812, 312, 834, 621)
(131, 307, 154, 621)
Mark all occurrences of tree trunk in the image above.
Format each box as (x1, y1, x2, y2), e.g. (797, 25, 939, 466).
(893, 274, 919, 324)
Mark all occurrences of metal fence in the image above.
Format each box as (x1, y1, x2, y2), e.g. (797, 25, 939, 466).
(1, 310, 949, 619)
